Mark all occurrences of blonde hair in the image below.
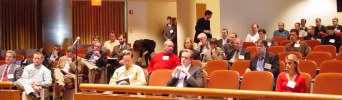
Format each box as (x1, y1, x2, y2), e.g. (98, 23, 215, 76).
(285, 54, 300, 74)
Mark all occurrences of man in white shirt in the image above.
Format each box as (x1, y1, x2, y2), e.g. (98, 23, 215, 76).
(217, 28, 229, 48)
(245, 23, 259, 42)
(104, 31, 119, 53)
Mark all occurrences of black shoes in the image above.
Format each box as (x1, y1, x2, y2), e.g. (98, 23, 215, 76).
(29, 92, 41, 100)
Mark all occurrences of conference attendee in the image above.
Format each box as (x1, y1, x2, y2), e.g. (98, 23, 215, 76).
(197, 33, 211, 61)
(276, 54, 306, 93)
(37, 48, 50, 69)
(139, 39, 156, 67)
(273, 22, 290, 39)
(332, 17, 342, 32)
(54, 46, 83, 98)
(194, 10, 212, 43)
(179, 37, 201, 60)
(245, 23, 260, 42)
(321, 26, 341, 52)
(147, 40, 180, 73)
(109, 51, 146, 86)
(300, 19, 308, 31)
(294, 22, 307, 37)
(167, 49, 203, 88)
(285, 29, 311, 58)
(0, 50, 22, 82)
(217, 28, 229, 48)
(258, 28, 277, 46)
(303, 26, 322, 41)
(222, 32, 238, 59)
(110, 35, 133, 64)
(226, 38, 250, 69)
(88, 36, 106, 53)
(315, 18, 326, 34)
(163, 17, 178, 54)
(203, 38, 225, 63)
(84, 42, 108, 83)
(246, 39, 280, 78)
(15, 52, 52, 100)
(103, 32, 120, 53)
(46, 45, 64, 62)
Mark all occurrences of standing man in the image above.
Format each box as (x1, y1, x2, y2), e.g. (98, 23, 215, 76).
(194, 10, 213, 43)
(163, 17, 178, 54)
(300, 19, 308, 31)
(273, 22, 290, 39)
(217, 28, 229, 48)
(15, 52, 52, 100)
(0, 50, 22, 82)
(148, 40, 180, 73)
(104, 31, 120, 53)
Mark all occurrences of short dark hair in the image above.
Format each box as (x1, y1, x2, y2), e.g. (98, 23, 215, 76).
(66, 46, 74, 52)
(182, 49, 194, 59)
(258, 28, 266, 34)
(257, 39, 268, 48)
(222, 28, 228, 33)
(205, 10, 212, 16)
(301, 19, 306, 23)
(54, 45, 61, 51)
(209, 38, 218, 45)
(167, 16, 172, 20)
(231, 32, 238, 38)
(290, 29, 299, 36)
(93, 36, 100, 41)
(295, 22, 300, 26)
(316, 18, 321, 22)
(252, 23, 259, 28)
(171, 17, 176, 21)
(326, 26, 335, 30)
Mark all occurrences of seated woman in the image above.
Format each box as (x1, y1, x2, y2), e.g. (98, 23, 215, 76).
(178, 37, 200, 60)
(276, 54, 306, 93)
(202, 38, 225, 62)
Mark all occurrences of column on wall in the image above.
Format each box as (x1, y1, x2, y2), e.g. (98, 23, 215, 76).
(176, 0, 196, 51)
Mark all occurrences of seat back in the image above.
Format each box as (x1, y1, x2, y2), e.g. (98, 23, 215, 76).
(306, 52, 332, 68)
(231, 60, 250, 76)
(313, 45, 336, 59)
(208, 70, 239, 89)
(191, 60, 202, 68)
(15, 54, 25, 61)
(240, 71, 274, 91)
(279, 61, 285, 73)
(77, 54, 86, 58)
(148, 70, 173, 86)
(242, 42, 255, 49)
(202, 71, 208, 88)
(338, 52, 342, 60)
(267, 46, 285, 55)
(304, 40, 321, 50)
(78, 48, 88, 55)
(336, 32, 342, 39)
(312, 73, 342, 95)
(245, 46, 257, 57)
(53, 61, 59, 68)
(272, 37, 287, 45)
(299, 60, 317, 78)
(278, 52, 303, 62)
(143, 70, 148, 85)
(204, 60, 228, 76)
(106, 49, 111, 57)
(0, 60, 6, 65)
(319, 60, 342, 74)
(279, 40, 291, 46)
(300, 72, 311, 93)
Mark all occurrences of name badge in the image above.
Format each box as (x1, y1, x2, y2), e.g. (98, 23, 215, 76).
(7, 74, 14, 79)
(267, 42, 272, 47)
(329, 39, 335, 43)
(264, 63, 272, 70)
(170, 30, 174, 33)
(294, 43, 300, 47)
(93, 56, 99, 60)
(286, 81, 296, 88)
(337, 30, 341, 32)
(238, 55, 245, 60)
(162, 56, 169, 60)
(317, 39, 321, 42)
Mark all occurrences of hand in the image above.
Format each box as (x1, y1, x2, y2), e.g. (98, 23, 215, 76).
(204, 30, 210, 34)
(245, 68, 251, 72)
(143, 51, 148, 56)
(172, 66, 182, 76)
(211, 48, 216, 54)
(30, 82, 39, 87)
(119, 60, 124, 65)
(94, 51, 101, 57)
(198, 42, 203, 47)
(181, 68, 191, 77)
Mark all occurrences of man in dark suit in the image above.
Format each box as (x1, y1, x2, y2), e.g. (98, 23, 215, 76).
(0, 50, 22, 82)
(167, 49, 203, 88)
(226, 38, 250, 69)
(322, 26, 341, 52)
(332, 17, 342, 32)
(246, 39, 280, 78)
(46, 45, 64, 62)
(222, 32, 238, 59)
(217, 28, 229, 48)
(315, 18, 326, 34)
(304, 26, 322, 41)
(194, 10, 212, 43)
(84, 42, 107, 83)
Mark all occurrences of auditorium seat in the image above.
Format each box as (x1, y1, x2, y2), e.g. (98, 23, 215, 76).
(202, 71, 208, 88)
(191, 60, 202, 68)
(242, 42, 256, 49)
(300, 72, 311, 93)
(279, 40, 291, 46)
(76, 54, 86, 58)
(231, 60, 250, 76)
(0, 60, 6, 65)
(319, 60, 342, 74)
(240, 71, 274, 91)
(208, 70, 239, 89)
(304, 40, 321, 50)
(148, 70, 172, 86)
(53, 61, 59, 68)
(245, 46, 257, 57)
(15, 54, 25, 61)
(106, 49, 111, 57)
(313, 73, 342, 95)
(279, 61, 285, 73)
(278, 52, 303, 62)
(267, 46, 285, 55)
(313, 45, 336, 59)
(272, 37, 287, 45)
(299, 60, 317, 78)
(306, 52, 332, 69)
(77, 48, 88, 55)
(338, 52, 342, 60)
(204, 60, 228, 76)
(143, 70, 148, 84)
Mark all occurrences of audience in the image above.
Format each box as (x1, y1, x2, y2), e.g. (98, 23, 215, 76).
(167, 49, 203, 88)
(217, 28, 229, 48)
(332, 17, 342, 33)
(300, 19, 308, 31)
(258, 28, 277, 46)
(321, 26, 341, 52)
(203, 38, 225, 63)
(222, 32, 238, 59)
(194, 10, 212, 43)
(315, 18, 326, 34)
(84, 42, 108, 83)
(15, 52, 52, 100)
(197, 33, 211, 61)
(179, 37, 201, 60)
(273, 22, 290, 39)
(245, 23, 260, 42)
(285, 29, 311, 58)
(88, 36, 106, 53)
(276, 54, 306, 93)
(162, 17, 178, 54)
(303, 26, 321, 41)
(147, 40, 180, 73)
(226, 38, 250, 69)
(103, 32, 120, 53)
(110, 35, 133, 65)
(294, 22, 307, 37)
(0, 50, 22, 82)
(46, 45, 64, 62)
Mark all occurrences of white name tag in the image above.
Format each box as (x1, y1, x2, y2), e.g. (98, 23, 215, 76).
(162, 56, 169, 60)
(170, 30, 174, 33)
(238, 55, 245, 60)
(264, 63, 272, 70)
(93, 56, 99, 60)
(7, 74, 14, 79)
(294, 43, 300, 47)
(317, 39, 321, 42)
(286, 81, 296, 88)
(329, 39, 335, 43)
(337, 29, 341, 32)
(267, 42, 272, 47)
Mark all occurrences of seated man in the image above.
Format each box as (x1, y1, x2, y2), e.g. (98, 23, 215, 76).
(148, 40, 180, 73)
(322, 26, 341, 52)
(285, 29, 311, 58)
(246, 39, 280, 78)
(104, 31, 120, 53)
(222, 32, 238, 58)
(304, 26, 322, 41)
(0, 50, 22, 82)
(109, 51, 146, 86)
(226, 38, 250, 69)
(167, 49, 203, 88)
(203, 38, 225, 62)
(84, 42, 107, 83)
(15, 52, 52, 100)
(54, 46, 83, 99)
(197, 33, 211, 61)
(46, 45, 64, 62)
